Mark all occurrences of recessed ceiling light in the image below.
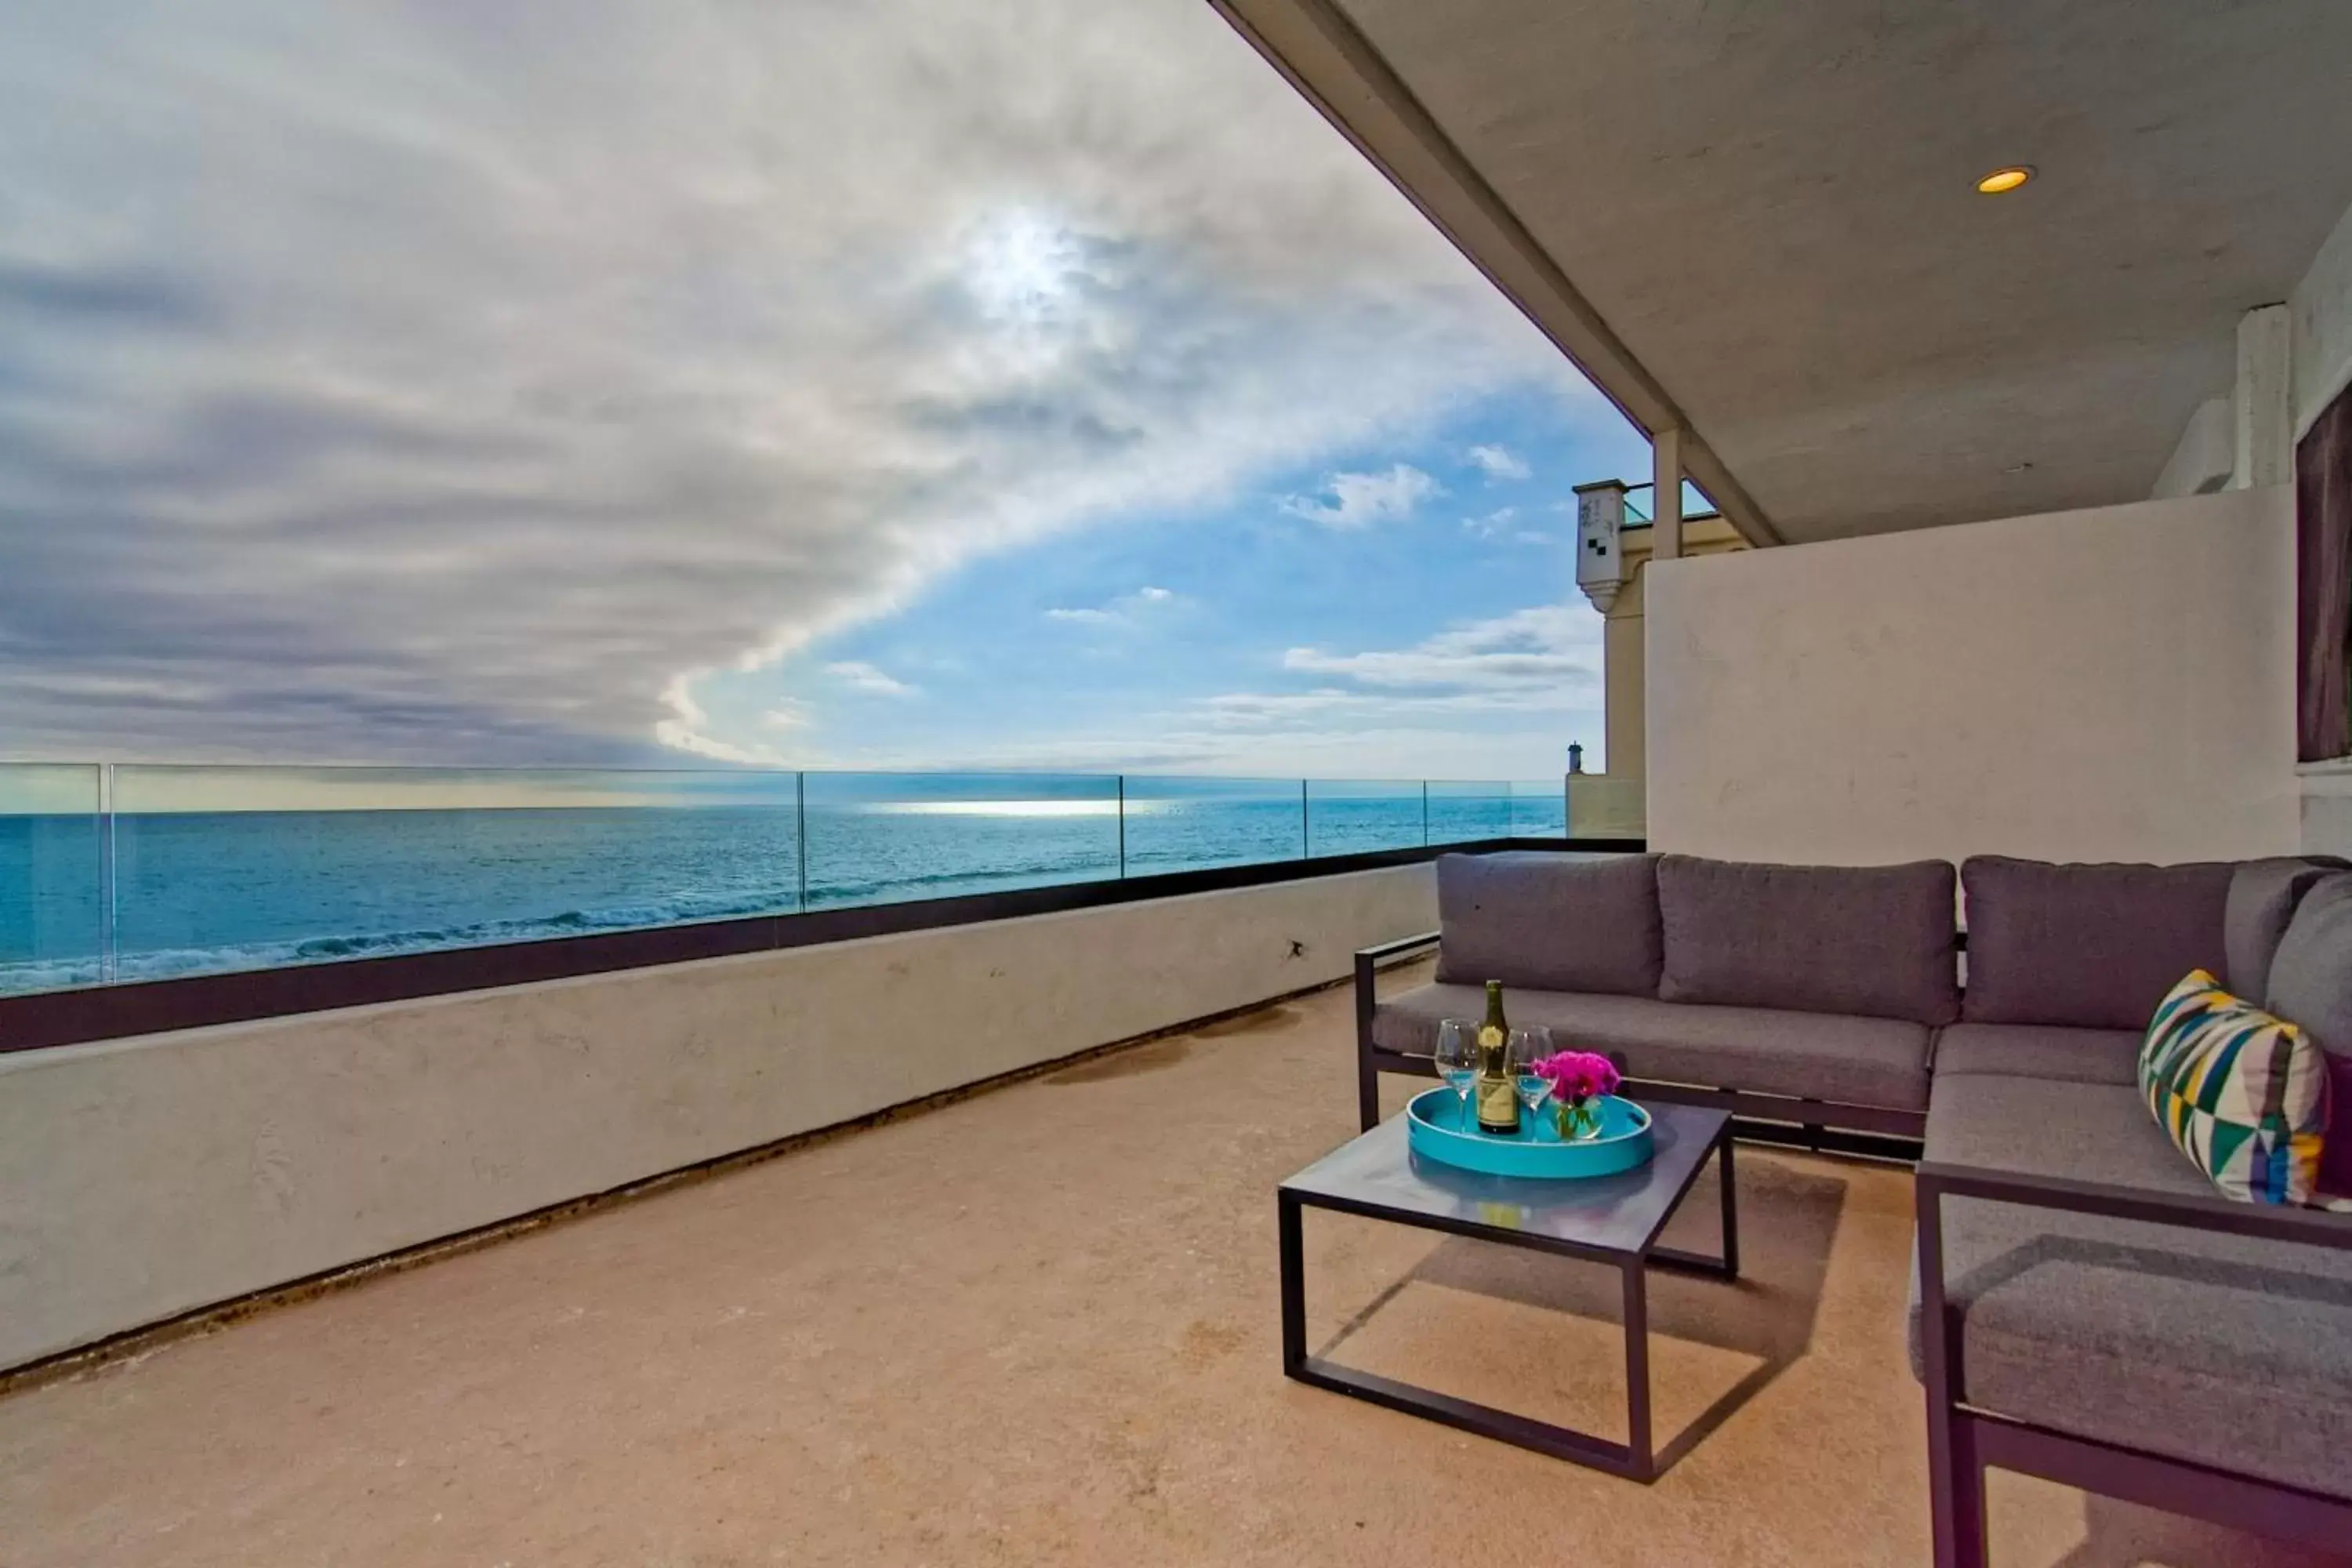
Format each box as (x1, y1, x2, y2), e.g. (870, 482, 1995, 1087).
(1976, 165, 2034, 194)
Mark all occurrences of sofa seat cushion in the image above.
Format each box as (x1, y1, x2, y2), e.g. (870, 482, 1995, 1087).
(1928, 1022, 2142, 1087)
(1432, 851, 1661, 996)
(1370, 982, 1930, 1112)
(1657, 855, 1958, 1025)
(1909, 1073, 2352, 1501)
(1960, 855, 2233, 1029)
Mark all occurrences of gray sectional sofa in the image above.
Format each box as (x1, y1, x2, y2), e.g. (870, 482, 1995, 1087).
(1353, 849, 2352, 1563)
(1359, 850, 1964, 1142)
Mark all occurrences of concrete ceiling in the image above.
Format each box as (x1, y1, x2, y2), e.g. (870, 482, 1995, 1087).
(1216, 0, 2352, 543)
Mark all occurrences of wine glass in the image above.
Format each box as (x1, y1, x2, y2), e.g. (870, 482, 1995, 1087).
(1508, 1025, 1555, 1127)
(1433, 1020, 1476, 1130)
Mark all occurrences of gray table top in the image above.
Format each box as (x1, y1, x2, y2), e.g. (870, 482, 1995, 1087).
(1279, 1099, 1733, 1258)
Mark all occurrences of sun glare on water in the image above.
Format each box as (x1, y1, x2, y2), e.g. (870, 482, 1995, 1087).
(878, 800, 1126, 818)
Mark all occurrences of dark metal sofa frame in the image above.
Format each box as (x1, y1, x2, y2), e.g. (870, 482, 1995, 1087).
(1352, 930, 2352, 1559)
(1916, 1163, 2352, 1566)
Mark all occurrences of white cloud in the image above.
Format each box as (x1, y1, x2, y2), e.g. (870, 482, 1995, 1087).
(760, 702, 811, 729)
(1043, 585, 1181, 627)
(902, 706, 1596, 778)
(1194, 687, 1575, 724)
(1467, 443, 1530, 481)
(0, 2, 1589, 764)
(744, 604, 1610, 776)
(798, 701, 1600, 779)
(1461, 506, 1518, 539)
(1279, 604, 1600, 691)
(655, 676, 776, 764)
(823, 661, 916, 697)
(1278, 464, 1442, 530)
(963, 603, 1602, 776)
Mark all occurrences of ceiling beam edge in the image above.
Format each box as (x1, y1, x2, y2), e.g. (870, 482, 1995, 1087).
(1207, 0, 1784, 547)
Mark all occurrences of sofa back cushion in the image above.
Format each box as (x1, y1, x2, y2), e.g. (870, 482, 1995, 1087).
(2226, 858, 2339, 999)
(1656, 855, 1958, 1025)
(2264, 874, 2352, 1198)
(1434, 851, 1662, 996)
(1961, 856, 2233, 1030)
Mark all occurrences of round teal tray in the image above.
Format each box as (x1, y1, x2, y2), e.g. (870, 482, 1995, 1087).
(1405, 1086, 1654, 1179)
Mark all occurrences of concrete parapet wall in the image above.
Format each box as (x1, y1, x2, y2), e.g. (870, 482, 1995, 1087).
(0, 865, 1436, 1370)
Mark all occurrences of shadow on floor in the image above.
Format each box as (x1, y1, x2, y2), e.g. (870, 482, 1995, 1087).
(2045, 1491, 2352, 1568)
(1317, 1152, 1851, 1472)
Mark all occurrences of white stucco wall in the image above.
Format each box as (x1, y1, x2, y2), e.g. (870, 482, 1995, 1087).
(0, 865, 1436, 1370)
(2151, 394, 2233, 499)
(1643, 487, 2298, 866)
(2299, 760, 2352, 859)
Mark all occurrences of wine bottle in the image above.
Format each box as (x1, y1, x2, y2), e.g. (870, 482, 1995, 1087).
(1475, 979, 1519, 1134)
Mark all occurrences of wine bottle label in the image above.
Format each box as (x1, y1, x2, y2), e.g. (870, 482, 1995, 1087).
(1477, 1074, 1518, 1131)
(1476, 1025, 1504, 1051)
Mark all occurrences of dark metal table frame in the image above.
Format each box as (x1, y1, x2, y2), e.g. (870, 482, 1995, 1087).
(1278, 1114, 1737, 1483)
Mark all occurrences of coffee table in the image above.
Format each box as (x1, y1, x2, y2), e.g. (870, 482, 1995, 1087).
(1277, 1099, 1737, 1482)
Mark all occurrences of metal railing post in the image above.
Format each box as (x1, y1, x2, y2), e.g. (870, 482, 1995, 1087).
(795, 771, 808, 912)
(98, 761, 117, 984)
(1299, 779, 1309, 859)
(1421, 779, 1429, 845)
(1116, 775, 1126, 878)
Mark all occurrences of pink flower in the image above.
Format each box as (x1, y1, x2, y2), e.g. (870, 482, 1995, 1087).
(1534, 1049, 1621, 1104)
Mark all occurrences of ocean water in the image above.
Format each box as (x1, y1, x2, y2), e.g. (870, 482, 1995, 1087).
(0, 775, 1564, 996)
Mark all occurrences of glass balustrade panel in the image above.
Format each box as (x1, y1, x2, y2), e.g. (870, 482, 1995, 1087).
(1120, 776, 1305, 875)
(0, 764, 103, 996)
(1305, 779, 1425, 858)
(107, 764, 803, 982)
(800, 771, 1120, 910)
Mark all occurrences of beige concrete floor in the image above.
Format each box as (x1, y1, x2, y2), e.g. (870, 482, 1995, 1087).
(2, 964, 2344, 1567)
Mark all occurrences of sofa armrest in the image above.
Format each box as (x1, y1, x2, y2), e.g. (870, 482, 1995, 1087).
(1353, 930, 1440, 1044)
(1914, 1159, 2352, 1412)
(1912, 1161, 2352, 1562)
(1353, 931, 1440, 1131)
(1355, 929, 1443, 967)
(1364, 931, 1430, 1029)
(1915, 1161, 2352, 1252)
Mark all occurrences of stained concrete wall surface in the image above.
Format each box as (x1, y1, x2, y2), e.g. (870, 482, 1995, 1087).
(0, 865, 1436, 1370)
(1644, 486, 2299, 867)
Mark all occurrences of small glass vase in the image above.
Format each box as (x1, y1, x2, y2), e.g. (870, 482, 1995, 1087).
(1555, 1096, 1605, 1142)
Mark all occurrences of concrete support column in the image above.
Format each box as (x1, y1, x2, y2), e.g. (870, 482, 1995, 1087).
(1605, 605, 1646, 779)
(2235, 304, 2292, 489)
(1652, 426, 1684, 560)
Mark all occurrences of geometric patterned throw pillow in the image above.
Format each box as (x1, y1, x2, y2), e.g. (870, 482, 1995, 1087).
(2140, 970, 2330, 1205)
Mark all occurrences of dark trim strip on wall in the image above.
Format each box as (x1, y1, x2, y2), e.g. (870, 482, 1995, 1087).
(2298, 383, 2352, 762)
(0, 836, 1643, 1054)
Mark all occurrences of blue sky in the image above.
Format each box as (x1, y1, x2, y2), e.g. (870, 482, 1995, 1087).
(0, 1, 1650, 781)
(688, 382, 1645, 777)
